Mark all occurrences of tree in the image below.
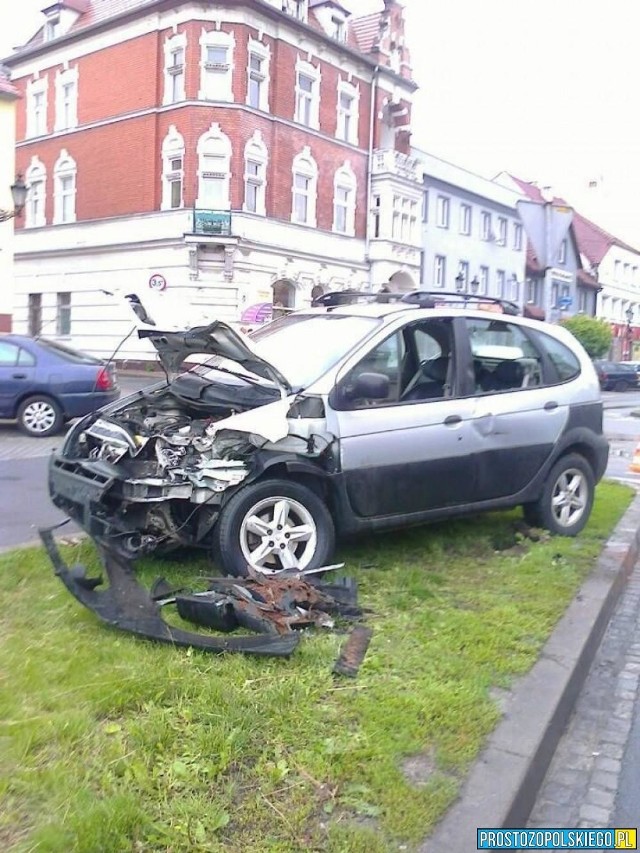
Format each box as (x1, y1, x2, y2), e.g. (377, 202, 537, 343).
(560, 315, 612, 359)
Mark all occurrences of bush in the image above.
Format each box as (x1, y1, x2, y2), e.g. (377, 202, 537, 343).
(560, 314, 612, 358)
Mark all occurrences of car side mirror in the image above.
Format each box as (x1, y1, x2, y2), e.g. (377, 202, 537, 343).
(345, 371, 390, 401)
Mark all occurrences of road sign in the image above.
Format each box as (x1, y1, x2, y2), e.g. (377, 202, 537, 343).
(558, 295, 573, 309)
(516, 201, 574, 268)
(149, 273, 167, 291)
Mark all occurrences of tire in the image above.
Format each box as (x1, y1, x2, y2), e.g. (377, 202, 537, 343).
(614, 379, 630, 392)
(214, 478, 335, 577)
(17, 395, 64, 437)
(524, 453, 595, 537)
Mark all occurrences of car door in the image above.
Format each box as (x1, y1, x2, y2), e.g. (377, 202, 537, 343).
(0, 341, 36, 417)
(326, 316, 480, 519)
(463, 316, 568, 501)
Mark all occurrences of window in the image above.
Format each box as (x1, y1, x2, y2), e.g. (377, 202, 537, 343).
(56, 293, 71, 336)
(578, 289, 588, 313)
(497, 217, 507, 246)
(558, 239, 567, 264)
(55, 67, 78, 131)
(436, 195, 450, 228)
(199, 29, 234, 102)
(535, 331, 580, 382)
(291, 147, 317, 226)
(615, 260, 621, 280)
(434, 255, 446, 288)
(28, 294, 42, 337)
(244, 130, 267, 215)
(466, 317, 543, 394)
(45, 15, 60, 41)
(163, 33, 186, 105)
(481, 211, 491, 241)
(27, 77, 48, 138)
(333, 162, 356, 235)
(295, 60, 320, 129)
(371, 194, 381, 238)
(0, 342, 20, 365)
(496, 270, 506, 298)
(196, 123, 231, 209)
(458, 261, 469, 290)
(336, 331, 403, 408)
(336, 82, 359, 144)
(331, 15, 346, 41)
(422, 191, 429, 223)
(53, 150, 77, 224)
(479, 266, 489, 294)
(513, 223, 523, 251)
(161, 125, 185, 210)
(247, 42, 270, 111)
(282, 0, 307, 22)
(459, 204, 471, 235)
(25, 156, 46, 228)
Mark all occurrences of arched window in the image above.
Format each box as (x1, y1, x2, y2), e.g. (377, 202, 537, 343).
(197, 123, 231, 210)
(243, 131, 268, 215)
(272, 279, 296, 318)
(53, 149, 77, 224)
(333, 161, 356, 235)
(25, 155, 47, 228)
(161, 125, 185, 210)
(291, 147, 317, 227)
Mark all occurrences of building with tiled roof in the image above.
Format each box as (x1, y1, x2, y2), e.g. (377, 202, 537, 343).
(3, 0, 421, 358)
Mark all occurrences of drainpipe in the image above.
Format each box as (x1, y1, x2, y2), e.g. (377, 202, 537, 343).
(364, 64, 380, 290)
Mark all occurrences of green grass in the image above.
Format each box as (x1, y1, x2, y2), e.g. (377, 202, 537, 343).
(0, 482, 633, 852)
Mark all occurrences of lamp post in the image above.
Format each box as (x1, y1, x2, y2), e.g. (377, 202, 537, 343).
(455, 271, 465, 292)
(470, 276, 479, 295)
(0, 176, 27, 223)
(625, 306, 634, 361)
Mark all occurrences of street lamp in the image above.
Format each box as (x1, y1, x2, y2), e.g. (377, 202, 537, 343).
(455, 271, 465, 292)
(0, 176, 27, 223)
(625, 306, 634, 361)
(470, 276, 479, 295)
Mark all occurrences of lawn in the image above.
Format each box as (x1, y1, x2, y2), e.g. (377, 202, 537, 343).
(0, 482, 633, 852)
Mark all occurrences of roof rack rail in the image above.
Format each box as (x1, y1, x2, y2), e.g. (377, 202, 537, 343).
(311, 288, 521, 315)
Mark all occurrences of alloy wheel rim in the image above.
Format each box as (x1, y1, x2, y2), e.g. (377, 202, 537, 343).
(239, 495, 317, 573)
(23, 401, 56, 434)
(551, 468, 588, 529)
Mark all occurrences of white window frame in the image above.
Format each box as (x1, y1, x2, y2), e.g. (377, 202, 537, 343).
(25, 156, 47, 228)
(282, 0, 307, 22)
(479, 266, 489, 294)
(243, 130, 268, 216)
(196, 123, 232, 210)
(558, 239, 568, 264)
(459, 204, 471, 235)
(497, 217, 507, 246)
(26, 77, 48, 139)
(295, 58, 320, 130)
(434, 255, 446, 288)
(481, 211, 492, 241)
(336, 80, 359, 145)
(496, 269, 506, 298)
(53, 149, 77, 224)
(513, 222, 523, 251)
(163, 32, 186, 106)
(333, 161, 356, 236)
(199, 29, 235, 102)
(246, 38, 270, 112)
(161, 125, 185, 211)
(291, 146, 318, 227)
(56, 292, 71, 336)
(436, 195, 450, 228)
(458, 260, 470, 289)
(54, 66, 78, 132)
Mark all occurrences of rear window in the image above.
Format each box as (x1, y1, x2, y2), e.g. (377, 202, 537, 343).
(537, 331, 581, 381)
(37, 338, 103, 365)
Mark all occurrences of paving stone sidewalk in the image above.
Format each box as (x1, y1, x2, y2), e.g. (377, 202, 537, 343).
(528, 557, 640, 842)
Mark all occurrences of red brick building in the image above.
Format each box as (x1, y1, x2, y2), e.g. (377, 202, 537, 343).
(4, 0, 422, 358)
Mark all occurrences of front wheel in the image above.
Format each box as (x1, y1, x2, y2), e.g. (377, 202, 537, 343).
(523, 453, 594, 536)
(17, 395, 64, 437)
(214, 478, 336, 577)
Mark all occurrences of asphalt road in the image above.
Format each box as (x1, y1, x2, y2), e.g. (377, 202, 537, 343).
(1, 386, 639, 552)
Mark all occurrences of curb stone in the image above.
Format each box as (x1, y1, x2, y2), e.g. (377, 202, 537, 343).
(420, 491, 640, 853)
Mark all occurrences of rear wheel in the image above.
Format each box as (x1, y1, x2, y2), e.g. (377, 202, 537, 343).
(17, 395, 64, 437)
(614, 379, 630, 392)
(522, 453, 594, 536)
(214, 478, 335, 577)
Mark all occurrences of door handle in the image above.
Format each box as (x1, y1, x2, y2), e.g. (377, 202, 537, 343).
(544, 401, 558, 411)
(444, 415, 462, 426)
(12, 373, 27, 380)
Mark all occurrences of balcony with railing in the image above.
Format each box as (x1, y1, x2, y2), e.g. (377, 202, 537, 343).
(372, 149, 422, 183)
(191, 209, 233, 237)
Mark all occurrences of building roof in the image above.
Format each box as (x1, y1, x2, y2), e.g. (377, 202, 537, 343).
(0, 73, 19, 97)
(502, 173, 569, 206)
(571, 211, 639, 264)
(350, 11, 380, 53)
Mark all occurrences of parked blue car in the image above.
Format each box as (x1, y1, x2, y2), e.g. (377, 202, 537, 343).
(0, 334, 120, 437)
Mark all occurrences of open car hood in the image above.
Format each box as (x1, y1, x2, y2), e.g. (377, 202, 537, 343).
(138, 322, 292, 393)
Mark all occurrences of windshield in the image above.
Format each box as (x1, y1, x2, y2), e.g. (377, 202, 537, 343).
(248, 313, 381, 388)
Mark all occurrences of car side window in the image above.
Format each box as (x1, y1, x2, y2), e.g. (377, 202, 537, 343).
(535, 332, 580, 381)
(466, 318, 543, 394)
(336, 331, 405, 409)
(0, 342, 20, 367)
(17, 348, 36, 367)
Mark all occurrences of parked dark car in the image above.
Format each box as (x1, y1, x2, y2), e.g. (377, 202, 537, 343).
(592, 360, 640, 392)
(0, 334, 120, 436)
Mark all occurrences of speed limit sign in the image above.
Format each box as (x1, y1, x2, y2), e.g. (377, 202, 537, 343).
(149, 273, 167, 291)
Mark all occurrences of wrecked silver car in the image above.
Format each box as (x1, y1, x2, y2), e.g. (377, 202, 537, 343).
(49, 290, 608, 577)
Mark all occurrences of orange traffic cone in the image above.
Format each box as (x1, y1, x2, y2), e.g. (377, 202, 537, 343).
(630, 443, 640, 473)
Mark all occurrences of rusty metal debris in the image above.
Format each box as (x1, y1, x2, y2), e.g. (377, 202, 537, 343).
(40, 524, 371, 667)
(333, 626, 374, 678)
